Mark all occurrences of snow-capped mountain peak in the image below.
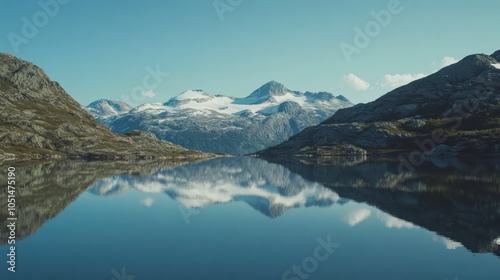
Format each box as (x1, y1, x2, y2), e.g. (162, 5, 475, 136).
(86, 81, 353, 155)
(164, 90, 215, 107)
(241, 81, 290, 104)
(85, 99, 132, 118)
(172, 89, 213, 101)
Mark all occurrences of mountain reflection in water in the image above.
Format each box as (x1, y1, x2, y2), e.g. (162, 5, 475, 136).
(0, 156, 499, 280)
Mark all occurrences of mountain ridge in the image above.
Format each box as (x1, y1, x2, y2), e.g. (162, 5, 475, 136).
(86, 81, 353, 155)
(256, 50, 500, 158)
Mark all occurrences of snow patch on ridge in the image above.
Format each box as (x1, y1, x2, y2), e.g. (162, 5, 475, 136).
(136, 90, 339, 117)
(174, 90, 212, 101)
(132, 102, 165, 113)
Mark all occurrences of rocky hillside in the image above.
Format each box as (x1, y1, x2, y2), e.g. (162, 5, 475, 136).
(87, 81, 353, 155)
(256, 50, 500, 158)
(0, 53, 210, 159)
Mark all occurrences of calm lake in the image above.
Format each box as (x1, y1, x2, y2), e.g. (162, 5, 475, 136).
(1, 157, 499, 280)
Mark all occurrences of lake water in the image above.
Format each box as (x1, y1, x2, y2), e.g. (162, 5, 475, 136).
(1, 157, 499, 280)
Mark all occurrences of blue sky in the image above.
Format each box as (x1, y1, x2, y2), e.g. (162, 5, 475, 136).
(1, 0, 499, 106)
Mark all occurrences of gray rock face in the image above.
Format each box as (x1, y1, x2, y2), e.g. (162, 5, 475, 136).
(0, 53, 211, 159)
(86, 81, 353, 155)
(85, 99, 132, 119)
(243, 80, 289, 103)
(490, 50, 500, 62)
(257, 50, 500, 158)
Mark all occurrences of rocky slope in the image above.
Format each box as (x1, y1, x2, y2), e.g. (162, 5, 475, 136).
(86, 81, 353, 155)
(0, 53, 210, 159)
(256, 51, 500, 158)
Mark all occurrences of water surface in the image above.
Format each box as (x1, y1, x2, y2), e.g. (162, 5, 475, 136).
(1, 157, 499, 280)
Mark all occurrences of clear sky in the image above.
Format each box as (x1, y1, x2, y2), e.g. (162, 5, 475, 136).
(1, 0, 499, 106)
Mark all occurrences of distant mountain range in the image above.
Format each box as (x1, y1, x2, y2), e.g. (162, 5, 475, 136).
(0, 53, 211, 159)
(86, 81, 353, 155)
(257, 50, 500, 158)
(3, 49, 498, 160)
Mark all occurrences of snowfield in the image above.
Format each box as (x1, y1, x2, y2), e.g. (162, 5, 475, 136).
(86, 81, 353, 155)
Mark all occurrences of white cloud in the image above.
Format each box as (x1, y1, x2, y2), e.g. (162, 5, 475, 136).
(379, 214, 415, 229)
(442, 238, 463, 250)
(441, 56, 458, 67)
(142, 90, 157, 98)
(141, 197, 154, 207)
(380, 73, 426, 88)
(346, 209, 371, 226)
(343, 73, 370, 90)
(432, 236, 464, 250)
